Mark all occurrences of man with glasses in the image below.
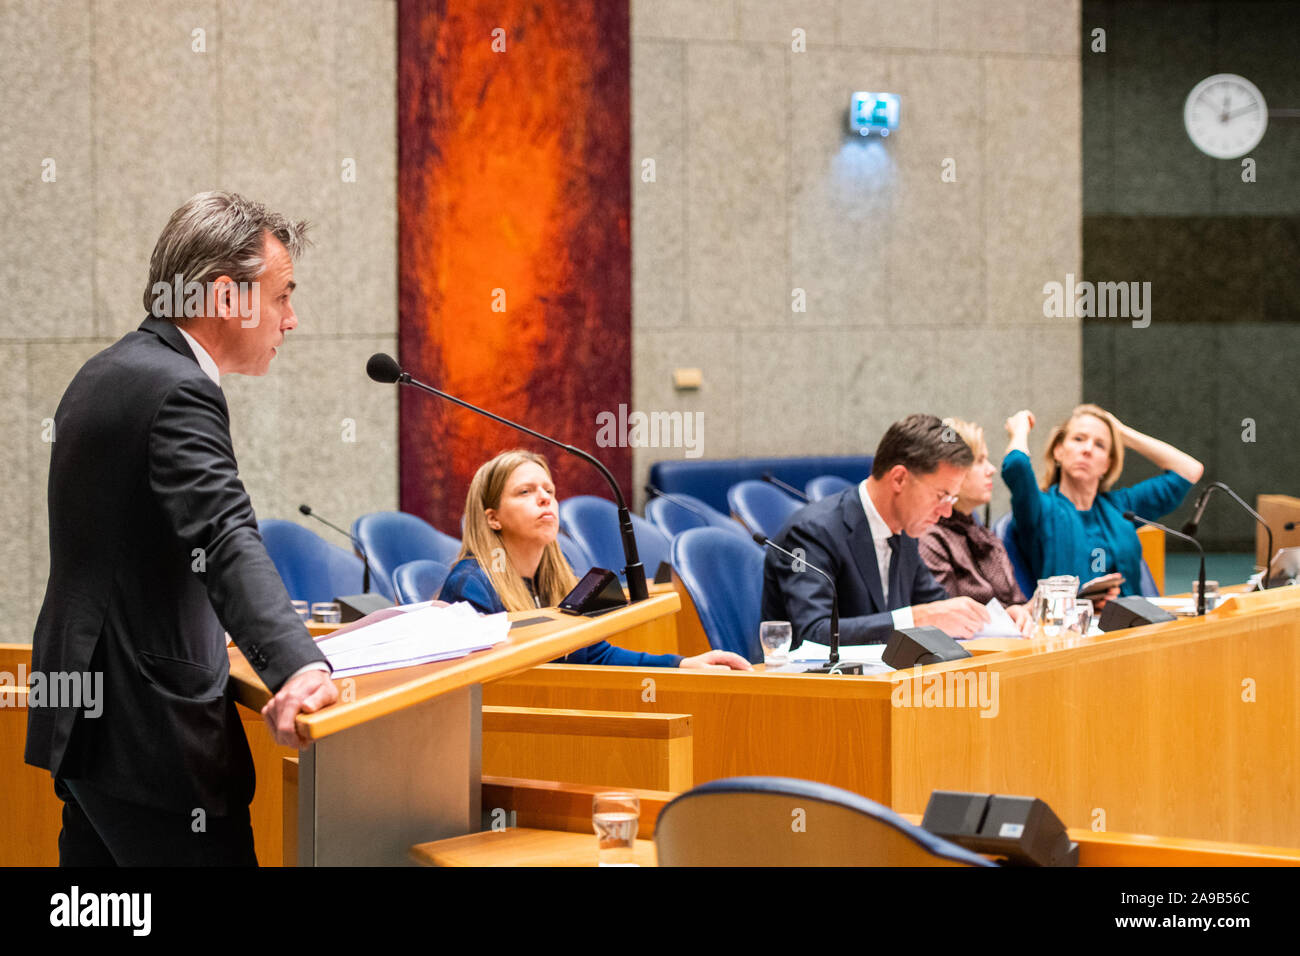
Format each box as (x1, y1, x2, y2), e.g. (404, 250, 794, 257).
(761, 413, 991, 648)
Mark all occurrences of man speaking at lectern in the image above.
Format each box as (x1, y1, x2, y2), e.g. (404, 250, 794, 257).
(26, 192, 337, 866)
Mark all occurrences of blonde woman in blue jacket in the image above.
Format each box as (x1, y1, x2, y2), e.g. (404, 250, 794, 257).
(1002, 405, 1203, 604)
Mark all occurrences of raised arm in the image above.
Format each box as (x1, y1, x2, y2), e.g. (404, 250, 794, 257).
(1116, 418, 1204, 484)
(1004, 409, 1035, 458)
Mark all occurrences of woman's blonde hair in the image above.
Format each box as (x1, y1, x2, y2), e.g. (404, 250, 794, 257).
(1040, 404, 1125, 492)
(456, 450, 578, 612)
(941, 417, 986, 460)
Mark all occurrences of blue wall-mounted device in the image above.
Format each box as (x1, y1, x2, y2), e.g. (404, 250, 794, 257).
(850, 92, 900, 136)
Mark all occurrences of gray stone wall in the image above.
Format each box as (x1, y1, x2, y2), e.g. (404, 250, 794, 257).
(630, 0, 1083, 509)
(0, 0, 399, 642)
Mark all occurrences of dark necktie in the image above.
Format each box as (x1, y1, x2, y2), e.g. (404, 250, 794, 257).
(886, 534, 904, 609)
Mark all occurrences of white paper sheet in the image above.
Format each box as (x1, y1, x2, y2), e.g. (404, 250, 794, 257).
(972, 598, 1024, 639)
(317, 601, 510, 678)
(1146, 596, 1197, 615)
(775, 640, 893, 674)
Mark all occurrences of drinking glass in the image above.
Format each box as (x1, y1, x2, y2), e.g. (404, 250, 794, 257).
(310, 601, 341, 624)
(759, 621, 793, 667)
(1192, 579, 1220, 611)
(1068, 601, 1093, 637)
(291, 600, 311, 623)
(593, 791, 640, 866)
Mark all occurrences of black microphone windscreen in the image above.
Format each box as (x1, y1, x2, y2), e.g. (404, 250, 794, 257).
(366, 352, 403, 384)
(752, 532, 767, 546)
(298, 504, 312, 516)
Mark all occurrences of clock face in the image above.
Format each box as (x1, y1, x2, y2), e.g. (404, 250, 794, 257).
(1184, 73, 1268, 159)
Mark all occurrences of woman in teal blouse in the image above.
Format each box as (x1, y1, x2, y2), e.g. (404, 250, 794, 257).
(1002, 404, 1203, 601)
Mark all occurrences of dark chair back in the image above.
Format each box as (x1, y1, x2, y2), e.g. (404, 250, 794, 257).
(656, 776, 996, 867)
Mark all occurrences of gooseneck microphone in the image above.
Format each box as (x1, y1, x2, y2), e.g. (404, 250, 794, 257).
(1182, 482, 1273, 589)
(753, 532, 862, 674)
(367, 353, 649, 602)
(761, 471, 810, 502)
(299, 503, 373, 593)
(1125, 511, 1206, 616)
(1181, 485, 1214, 537)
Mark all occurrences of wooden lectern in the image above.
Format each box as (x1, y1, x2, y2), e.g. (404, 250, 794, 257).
(227, 592, 680, 866)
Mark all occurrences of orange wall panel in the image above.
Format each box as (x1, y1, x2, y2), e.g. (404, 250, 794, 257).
(398, 0, 632, 531)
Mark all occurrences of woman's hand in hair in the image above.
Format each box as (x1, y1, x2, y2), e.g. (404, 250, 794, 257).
(679, 650, 753, 671)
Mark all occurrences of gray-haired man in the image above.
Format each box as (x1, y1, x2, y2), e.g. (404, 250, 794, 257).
(27, 191, 337, 865)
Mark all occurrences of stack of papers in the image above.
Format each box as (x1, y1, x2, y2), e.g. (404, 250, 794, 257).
(775, 641, 893, 675)
(317, 601, 510, 678)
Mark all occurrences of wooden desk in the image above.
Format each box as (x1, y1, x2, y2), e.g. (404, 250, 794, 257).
(486, 587, 1300, 848)
(411, 827, 658, 867)
(409, 823, 1300, 867)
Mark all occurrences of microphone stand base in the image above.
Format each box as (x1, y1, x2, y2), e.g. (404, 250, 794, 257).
(799, 660, 865, 675)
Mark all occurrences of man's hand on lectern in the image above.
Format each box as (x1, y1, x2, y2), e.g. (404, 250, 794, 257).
(262, 670, 339, 749)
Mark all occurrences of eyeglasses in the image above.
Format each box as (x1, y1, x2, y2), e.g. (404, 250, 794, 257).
(909, 471, 959, 506)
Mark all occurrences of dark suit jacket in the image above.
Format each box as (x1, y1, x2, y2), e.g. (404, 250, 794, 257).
(760, 487, 948, 648)
(26, 317, 328, 816)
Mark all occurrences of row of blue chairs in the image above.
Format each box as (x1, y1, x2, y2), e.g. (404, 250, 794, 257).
(259, 474, 873, 662)
(260, 469, 856, 607)
(260, 469, 1153, 663)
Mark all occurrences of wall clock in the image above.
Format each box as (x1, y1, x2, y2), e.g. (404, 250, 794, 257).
(1183, 73, 1268, 159)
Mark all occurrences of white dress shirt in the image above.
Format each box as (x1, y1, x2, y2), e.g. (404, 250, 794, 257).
(177, 326, 221, 387)
(176, 324, 330, 683)
(858, 480, 915, 630)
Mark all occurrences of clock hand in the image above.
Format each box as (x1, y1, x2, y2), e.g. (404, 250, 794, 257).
(1224, 101, 1259, 120)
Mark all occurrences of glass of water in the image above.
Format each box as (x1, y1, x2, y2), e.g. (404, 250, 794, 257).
(1068, 601, 1093, 637)
(593, 791, 640, 866)
(1192, 579, 1220, 612)
(760, 620, 793, 668)
(291, 600, 311, 623)
(310, 601, 341, 624)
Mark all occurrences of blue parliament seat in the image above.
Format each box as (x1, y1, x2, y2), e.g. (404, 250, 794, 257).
(558, 496, 672, 581)
(670, 527, 765, 661)
(557, 532, 595, 577)
(259, 519, 365, 605)
(352, 511, 462, 601)
(649, 456, 872, 515)
(726, 480, 803, 540)
(805, 474, 854, 501)
(392, 559, 452, 605)
(645, 492, 751, 542)
(655, 776, 995, 867)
